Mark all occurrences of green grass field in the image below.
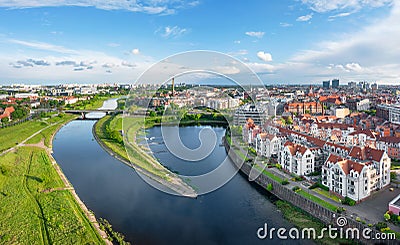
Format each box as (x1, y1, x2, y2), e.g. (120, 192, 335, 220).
(95, 115, 172, 181)
(297, 189, 338, 212)
(0, 147, 103, 244)
(254, 165, 285, 183)
(313, 187, 342, 203)
(0, 121, 47, 152)
(25, 114, 77, 147)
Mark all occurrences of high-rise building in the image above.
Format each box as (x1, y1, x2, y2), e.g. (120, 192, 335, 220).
(331, 79, 339, 88)
(323, 81, 330, 89)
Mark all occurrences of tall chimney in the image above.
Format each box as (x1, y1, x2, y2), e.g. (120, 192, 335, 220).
(172, 77, 175, 96)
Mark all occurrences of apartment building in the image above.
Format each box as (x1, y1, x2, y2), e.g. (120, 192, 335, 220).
(322, 147, 391, 201)
(280, 142, 315, 176)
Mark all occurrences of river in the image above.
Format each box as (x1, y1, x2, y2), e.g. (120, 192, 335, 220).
(52, 100, 303, 244)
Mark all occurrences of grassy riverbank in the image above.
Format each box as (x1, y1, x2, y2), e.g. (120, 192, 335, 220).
(275, 200, 351, 244)
(0, 148, 103, 244)
(94, 115, 197, 197)
(65, 95, 120, 110)
(0, 113, 106, 244)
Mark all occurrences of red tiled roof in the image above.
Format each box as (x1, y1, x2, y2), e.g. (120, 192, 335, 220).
(286, 143, 309, 156)
(349, 146, 384, 162)
(338, 159, 366, 175)
(326, 154, 343, 164)
(325, 142, 351, 152)
(0, 106, 15, 119)
(349, 129, 376, 138)
(378, 136, 400, 144)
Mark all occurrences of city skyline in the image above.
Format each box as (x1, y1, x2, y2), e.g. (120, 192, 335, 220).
(0, 0, 399, 84)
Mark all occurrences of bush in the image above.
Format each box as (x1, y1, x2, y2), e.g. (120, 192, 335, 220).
(292, 186, 301, 192)
(384, 213, 391, 221)
(309, 182, 329, 191)
(391, 172, 397, 181)
(266, 183, 273, 191)
(336, 207, 346, 213)
(281, 180, 289, 185)
(293, 176, 303, 182)
(356, 217, 361, 222)
(342, 197, 356, 206)
(375, 222, 388, 231)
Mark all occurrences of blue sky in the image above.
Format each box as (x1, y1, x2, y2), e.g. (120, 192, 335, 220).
(0, 0, 398, 85)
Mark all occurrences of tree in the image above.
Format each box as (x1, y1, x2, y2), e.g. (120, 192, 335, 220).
(384, 213, 391, 221)
(1, 117, 9, 124)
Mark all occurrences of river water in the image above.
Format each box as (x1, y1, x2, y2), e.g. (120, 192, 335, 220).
(52, 100, 303, 244)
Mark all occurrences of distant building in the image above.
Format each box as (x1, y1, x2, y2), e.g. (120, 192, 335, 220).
(376, 104, 390, 121)
(234, 104, 267, 126)
(285, 101, 323, 115)
(323, 81, 330, 89)
(376, 104, 400, 124)
(346, 98, 370, 112)
(331, 107, 350, 119)
(348, 81, 357, 88)
(331, 79, 339, 88)
(14, 93, 38, 99)
(371, 83, 378, 91)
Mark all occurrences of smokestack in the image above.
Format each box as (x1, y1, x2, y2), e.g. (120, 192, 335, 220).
(172, 77, 175, 96)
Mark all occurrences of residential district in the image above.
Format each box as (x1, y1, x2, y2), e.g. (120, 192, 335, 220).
(2, 80, 400, 232)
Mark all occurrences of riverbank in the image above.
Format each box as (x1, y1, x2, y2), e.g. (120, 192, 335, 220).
(0, 113, 109, 244)
(93, 115, 197, 198)
(224, 136, 398, 244)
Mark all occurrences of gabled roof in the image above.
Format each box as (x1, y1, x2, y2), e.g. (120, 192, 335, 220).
(348, 129, 376, 138)
(325, 142, 351, 152)
(338, 159, 366, 175)
(349, 146, 384, 162)
(0, 106, 15, 119)
(285, 142, 309, 156)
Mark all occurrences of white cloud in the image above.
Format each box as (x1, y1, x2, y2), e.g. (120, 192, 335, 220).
(246, 62, 275, 73)
(9, 39, 78, 54)
(0, 0, 200, 15)
(121, 61, 136, 68)
(345, 62, 363, 72)
(214, 66, 241, 75)
(107, 43, 120, 47)
(296, 14, 313, 22)
(257, 51, 273, 62)
(229, 49, 248, 56)
(234, 40, 241, 44)
(131, 48, 140, 55)
(280, 22, 293, 27)
(159, 26, 189, 38)
(247, 2, 400, 84)
(245, 31, 265, 39)
(102, 63, 115, 68)
(328, 12, 352, 20)
(301, 0, 393, 13)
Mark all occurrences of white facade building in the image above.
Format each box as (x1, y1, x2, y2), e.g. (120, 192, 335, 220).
(280, 142, 315, 176)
